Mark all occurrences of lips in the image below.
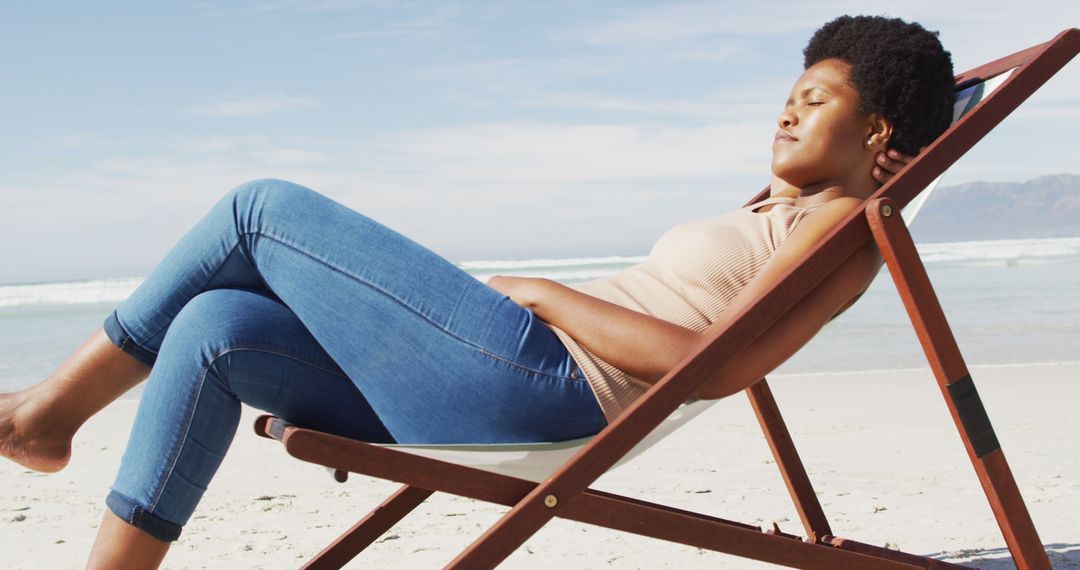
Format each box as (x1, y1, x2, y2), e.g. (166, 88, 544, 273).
(774, 130, 798, 144)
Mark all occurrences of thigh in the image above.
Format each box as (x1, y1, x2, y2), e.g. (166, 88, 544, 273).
(187, 288, 602, 445)
(227, 180, 580, 378)
(204, 182, 600, 439)
(365, 330, 605, 444)
(108, 179, 579, 385)
(111, 180, 602, 443)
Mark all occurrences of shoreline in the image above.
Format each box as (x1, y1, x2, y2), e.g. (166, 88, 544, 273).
(3, 362, 1078, 568)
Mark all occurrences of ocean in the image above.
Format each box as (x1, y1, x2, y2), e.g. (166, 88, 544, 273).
(2, 237, 1078, 398)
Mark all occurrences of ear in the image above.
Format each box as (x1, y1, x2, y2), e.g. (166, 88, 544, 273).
(864, 114, 894, 149)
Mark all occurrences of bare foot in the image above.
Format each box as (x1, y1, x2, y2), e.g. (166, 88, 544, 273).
(0, 391, 72, 473)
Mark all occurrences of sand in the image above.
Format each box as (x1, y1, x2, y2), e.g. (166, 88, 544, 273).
(2, 362, 1078, 569)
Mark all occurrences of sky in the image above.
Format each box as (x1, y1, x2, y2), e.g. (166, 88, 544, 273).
(0, 1, 1077, 284)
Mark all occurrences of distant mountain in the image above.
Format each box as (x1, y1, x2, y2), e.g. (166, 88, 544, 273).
(909, 173, 1080, 243)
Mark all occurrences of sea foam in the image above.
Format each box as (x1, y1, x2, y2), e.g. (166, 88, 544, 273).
(0, 278, 144, 308)
(1, 237, 1076, 308)
(917, 236, 1080, 264)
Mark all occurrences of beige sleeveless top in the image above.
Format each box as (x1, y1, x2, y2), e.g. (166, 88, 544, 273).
(548, 195, 827, 422)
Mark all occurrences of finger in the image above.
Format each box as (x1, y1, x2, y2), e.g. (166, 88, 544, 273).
(872, 165, 891, 184)
(887, 148, 918, 164)
(876, 152, 905, 174)
(887, 148, 911, 162)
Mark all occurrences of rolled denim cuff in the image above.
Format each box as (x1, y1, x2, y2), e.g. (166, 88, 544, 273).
(106, 490, 183, 543)
(103, 310, 158, 368)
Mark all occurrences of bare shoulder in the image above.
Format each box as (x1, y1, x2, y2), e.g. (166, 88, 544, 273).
(801, 196, 865, 226)
(778, 196, 866, 253)
(792, 197, 883, 290)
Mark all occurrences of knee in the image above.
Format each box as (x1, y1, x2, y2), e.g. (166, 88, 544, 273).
(227, 178, 320, 212)
(165, 289, 273, 354)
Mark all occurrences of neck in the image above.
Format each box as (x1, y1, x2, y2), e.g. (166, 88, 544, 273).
(794, 181, 851, 208)
(770, 172, 878, 207)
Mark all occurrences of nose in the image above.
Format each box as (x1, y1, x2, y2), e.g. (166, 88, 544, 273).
(777, 106, 796, 129)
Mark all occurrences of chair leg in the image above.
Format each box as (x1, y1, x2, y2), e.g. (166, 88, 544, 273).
(301, 484, 434, 570)
(866, 198, 1050, 570)
(746, 379, 832, 541)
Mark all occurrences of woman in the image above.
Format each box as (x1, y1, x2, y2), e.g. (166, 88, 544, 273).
(0, 14, 953, 569)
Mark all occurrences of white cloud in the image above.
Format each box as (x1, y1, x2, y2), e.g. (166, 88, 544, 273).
(54, 132, 110, 148)
(0, 117, 775, 283)
(248, 148, 326, 165)
(411, 55, 634, 86)
(1013, 103, 1080, 120)
(516, 91, 781, 121)
(6, 1, 1079, 285)
(237, 3, 282, 15)
(559, 1, 815, 46)
(192, 92, 316, 117)
(163, 134, 272, 153)
(663, 46, 746, 63)
(374, 121, 770, 183)
(333, 4, 466, 42)
(562, 0, 1078, 49)
(284, 0, 387, 12)
(193, 0, 384, 18)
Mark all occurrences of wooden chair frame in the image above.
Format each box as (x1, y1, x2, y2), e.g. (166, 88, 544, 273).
(254, 29, 1079, 569)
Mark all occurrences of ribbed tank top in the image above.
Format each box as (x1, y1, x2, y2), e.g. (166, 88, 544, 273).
(548, 195, 827, 422)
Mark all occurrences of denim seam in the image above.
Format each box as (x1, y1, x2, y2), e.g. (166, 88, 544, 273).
(179, 432, 226, 458)
(213, 346, 351, 381)
(474, 347, 584, 382)
(112, 489, 141, 527)
(148, 358, 212, 512)
(200, 351, 287, 422)
(240, 229, 579, 382)
(108, 489, 182, 541)
(113, 313, 160, 361)
(165, 465, 209, 492)
(209, 346, 352, 410)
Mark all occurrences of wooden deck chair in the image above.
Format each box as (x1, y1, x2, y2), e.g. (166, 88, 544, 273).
(254, 29, 1079, 569)
(253, 45, 1009, 490)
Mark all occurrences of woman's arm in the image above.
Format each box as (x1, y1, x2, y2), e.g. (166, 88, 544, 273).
(487, 275, 700, 383)
(490, 196, 882, 400)
(489, 143, 905, 396)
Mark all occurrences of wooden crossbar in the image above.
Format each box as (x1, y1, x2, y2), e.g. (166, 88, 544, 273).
(254, 415, 970, 569)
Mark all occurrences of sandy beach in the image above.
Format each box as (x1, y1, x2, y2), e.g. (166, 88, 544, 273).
(2, 362, 1078, 569)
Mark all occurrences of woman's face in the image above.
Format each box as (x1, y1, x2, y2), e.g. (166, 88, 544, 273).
(771, 58, 881, 189)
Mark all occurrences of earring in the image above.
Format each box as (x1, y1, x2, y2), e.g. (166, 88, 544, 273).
(865, 136, 874, 147)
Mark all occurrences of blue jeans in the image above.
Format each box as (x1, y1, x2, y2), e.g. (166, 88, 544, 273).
(102, 179, 606, 542)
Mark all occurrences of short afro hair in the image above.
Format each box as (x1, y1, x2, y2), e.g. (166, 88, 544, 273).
(803, 15, 954, 155)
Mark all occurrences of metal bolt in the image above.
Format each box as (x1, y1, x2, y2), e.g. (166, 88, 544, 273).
(881, 204, 893, 217)
(543, 494, 558, 508)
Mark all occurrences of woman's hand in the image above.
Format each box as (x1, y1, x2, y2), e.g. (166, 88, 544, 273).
(487, 275, 547, 309)
(871, 147, 924, 185)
